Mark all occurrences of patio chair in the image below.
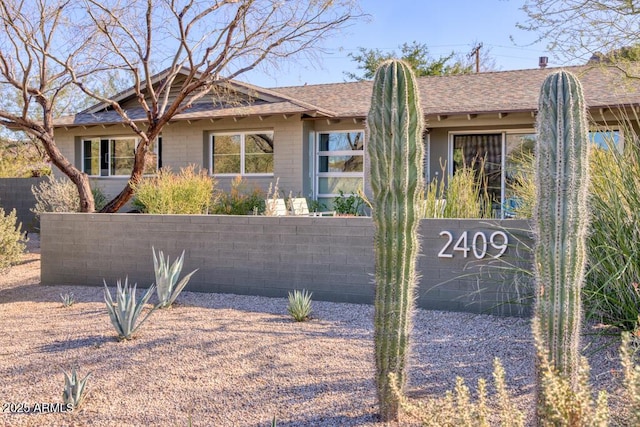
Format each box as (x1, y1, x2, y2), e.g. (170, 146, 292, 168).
(288, 198, 335, 217)
(265, 198, 288, 216)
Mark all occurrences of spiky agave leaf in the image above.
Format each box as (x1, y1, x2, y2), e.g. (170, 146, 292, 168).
(287, 289, 313, 321)
(104, 278, 156, 340)
(62, 368, 91, 410)
(152, 247, 198, 308)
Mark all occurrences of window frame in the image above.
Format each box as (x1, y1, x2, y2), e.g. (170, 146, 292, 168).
(589, 127, 623, 151)
(81, 136, 160, 178)
(314, 130, 365, 199)
(448, 129, 534, 219)
(209, 130, 275, 177)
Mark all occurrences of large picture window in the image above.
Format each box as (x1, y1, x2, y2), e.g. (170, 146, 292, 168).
(315, 131, 364, 204)
(81, 137, 159, 177)
(210, 131, 274, 175)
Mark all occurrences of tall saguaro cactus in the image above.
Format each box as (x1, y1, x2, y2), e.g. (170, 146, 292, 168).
(533, 70, 590, 389)
(367, 59, 424, 422)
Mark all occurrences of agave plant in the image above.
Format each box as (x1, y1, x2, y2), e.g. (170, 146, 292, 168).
(60, 292, 75, 307)
(62, 368, 91, 410)
(104, 278, 156, 340)
(153, 247, 198, 308)
(287, 289, 312, 322)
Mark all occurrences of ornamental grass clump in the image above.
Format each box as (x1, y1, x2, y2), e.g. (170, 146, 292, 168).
(104, 278, 156, 340)
(62, 368, 91, 410)
(367, 59, 423, 422)
(587, 127, 640, 331)
(287, 289, 312, 322)
(153, 247, 198, 309)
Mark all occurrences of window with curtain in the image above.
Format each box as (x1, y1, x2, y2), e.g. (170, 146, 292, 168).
(452, 134, 502, 202)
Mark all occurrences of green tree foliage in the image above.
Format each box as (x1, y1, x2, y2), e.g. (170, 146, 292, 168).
(345, 41, 474, 81)
(0, 138, 50, 178)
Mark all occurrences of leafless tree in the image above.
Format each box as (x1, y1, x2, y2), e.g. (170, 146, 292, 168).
(0, 0, 106, 211)
(518, 0, 640, 64)
(0, 0, 362, 213)
(65, 0, 363, 212)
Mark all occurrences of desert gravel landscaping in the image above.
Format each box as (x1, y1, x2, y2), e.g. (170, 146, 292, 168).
(0, 235, 631, 426)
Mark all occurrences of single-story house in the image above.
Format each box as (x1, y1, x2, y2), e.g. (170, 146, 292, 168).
(53, 65, 640, 215)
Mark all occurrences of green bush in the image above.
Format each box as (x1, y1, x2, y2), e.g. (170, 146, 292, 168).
(31, 175, 106, 214)
(333, 190, 364, 215)
(0, 207, 26, 270)
(131, 165, 215, 214)
(210, 175, 264, 215)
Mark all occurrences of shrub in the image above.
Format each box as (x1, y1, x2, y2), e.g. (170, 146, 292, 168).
(62, 368, 91, 410)
(390, 359, 524, 427)
(620, 331, 640, 427)
(104, 278, 156, 340)
(333, 190, 364, 215)
(31, 175, 106, 214)
(210, 175, 264, 215)
(0, 207, 26, 270)
(131, 165, 215, 214)
(533, 320, 609, 426)
(153, 247, 198, 308)
(287, 289, 312, 322)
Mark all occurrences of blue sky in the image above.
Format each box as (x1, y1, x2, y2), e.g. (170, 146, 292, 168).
(240, 0, 575, 88)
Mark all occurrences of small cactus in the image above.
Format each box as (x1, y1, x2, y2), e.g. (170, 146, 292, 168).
(367, 59, 424, 422)
(533, 70, 590, 388)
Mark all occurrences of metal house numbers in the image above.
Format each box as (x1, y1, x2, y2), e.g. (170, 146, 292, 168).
(437, 230, 509, 259)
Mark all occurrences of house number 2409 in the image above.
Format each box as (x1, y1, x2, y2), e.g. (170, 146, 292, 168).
(438, 230, 509, 259)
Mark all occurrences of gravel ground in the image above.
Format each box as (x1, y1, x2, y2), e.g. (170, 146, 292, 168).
(0, 234, 629, 426)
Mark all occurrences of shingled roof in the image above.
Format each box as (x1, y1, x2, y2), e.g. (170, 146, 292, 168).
(55, 65, 640, 127)
(273, 65, 640, 118)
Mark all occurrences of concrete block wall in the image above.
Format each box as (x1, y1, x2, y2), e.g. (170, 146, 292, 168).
(41, 214, 532, 316)
(0, 177, 45, 231)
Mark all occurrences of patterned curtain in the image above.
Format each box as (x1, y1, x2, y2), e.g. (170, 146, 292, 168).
(454, 134, 502, 170)
(453, 134, 503, 203)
